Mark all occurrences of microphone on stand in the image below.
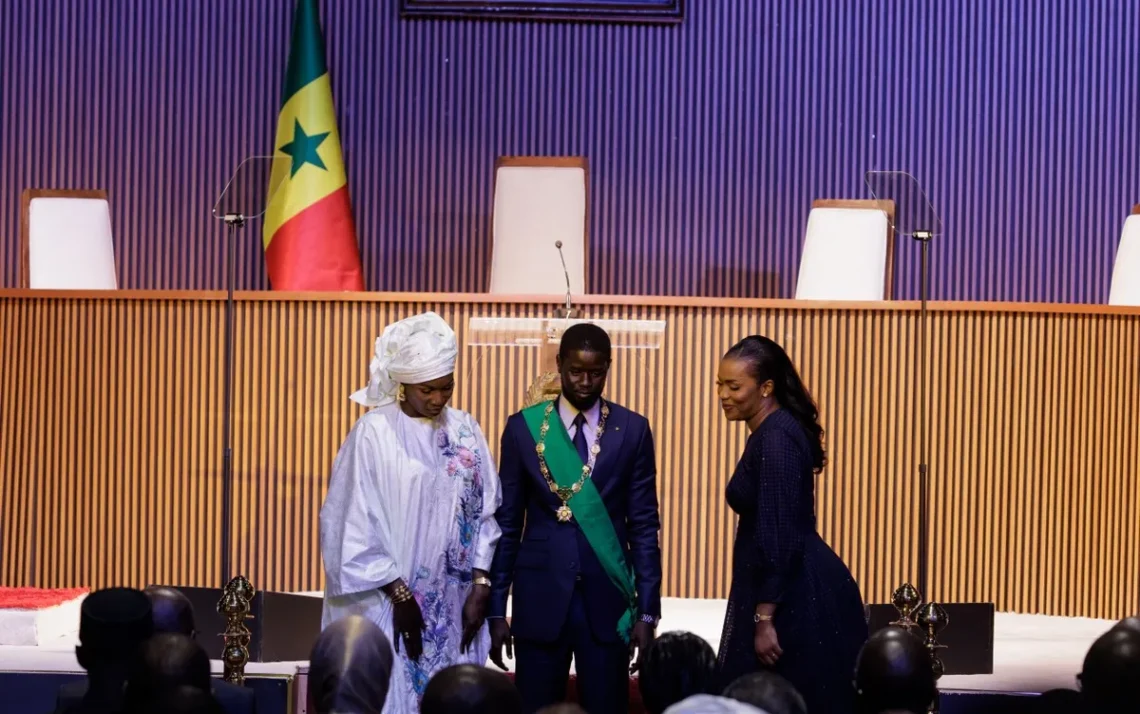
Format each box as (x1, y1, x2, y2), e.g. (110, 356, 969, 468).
(555, 240, 574, 319)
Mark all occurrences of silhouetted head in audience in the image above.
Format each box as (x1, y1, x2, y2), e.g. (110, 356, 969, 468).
(662, 694, 767, 713)
(134, 684, 225, 714)
(722, 671, 807, 714)
(638, 631, 719, 714)
(125, 632, 212, 710)
(143, 585, 197, 638)
(1114, 615, 1140, 636)
(1078, 626, 1140, 713)
(1032, 688, 1081, 713)
(853, 626, 936, 714)
(308, 615, 395, 714)
(421, 664, 521, 714)
(75, 587, 155, 707)
(535, 705, 588, 714)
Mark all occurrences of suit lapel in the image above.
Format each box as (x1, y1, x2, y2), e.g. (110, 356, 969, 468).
(590, 400, 628, 493)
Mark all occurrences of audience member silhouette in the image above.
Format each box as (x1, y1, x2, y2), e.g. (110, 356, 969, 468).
(58, 587, 255, 714)
(124, 632, 212, 710)
(638, 631, 719, 714)
(1031, 688, 1081, 713)
(852, 626, 936, 714)
(722, 671, 806, 714)
(535, 705, 588, 714)
(308, 615, 395, 714)
(144, 586, 197, 638)
(1114, 615, 1140, 636)
(55, 587, 154, 714)
(1078, 626, 1140, 713)
(133, 685, 225, 714)
(420, 664, 522, 714)
(141, 586, 255, 714)
(662, 694, 767, 713)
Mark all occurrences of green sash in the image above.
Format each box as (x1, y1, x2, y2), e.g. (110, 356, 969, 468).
(522, 401, 638, 643)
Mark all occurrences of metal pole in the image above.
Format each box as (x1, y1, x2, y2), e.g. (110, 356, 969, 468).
(221, 213, 243, 584)
(916, 231, 931, 600)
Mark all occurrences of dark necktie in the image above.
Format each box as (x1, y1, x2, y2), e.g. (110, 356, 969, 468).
(572, 413, 590, 465)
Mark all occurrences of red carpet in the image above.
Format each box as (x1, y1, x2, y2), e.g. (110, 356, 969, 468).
(0, 588, 88, 610)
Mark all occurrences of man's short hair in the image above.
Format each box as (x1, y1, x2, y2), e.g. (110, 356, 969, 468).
(558, 323, 612, 362)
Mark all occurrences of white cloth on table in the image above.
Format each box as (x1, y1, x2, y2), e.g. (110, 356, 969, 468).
(319, 402, 502, 714)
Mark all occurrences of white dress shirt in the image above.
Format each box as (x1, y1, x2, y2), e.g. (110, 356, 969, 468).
(558, 397, 602, 468)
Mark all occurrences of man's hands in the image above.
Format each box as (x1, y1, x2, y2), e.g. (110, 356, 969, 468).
(628, 620, 655, 673)
(488, 618, 514, 671)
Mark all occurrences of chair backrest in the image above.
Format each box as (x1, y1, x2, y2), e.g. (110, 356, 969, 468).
(20, 189, 118, 289)
(1108, 209, 1140, 306)
(794, 199, 895, 301)
(488, 157, 588, 295)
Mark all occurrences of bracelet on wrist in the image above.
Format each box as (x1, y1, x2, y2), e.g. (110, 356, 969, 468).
(387, 583, 415, 604)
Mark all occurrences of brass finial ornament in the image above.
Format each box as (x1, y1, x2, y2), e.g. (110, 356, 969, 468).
(916, 601, 950, 680)
(217, 575, 256, 685)
(890, 582, 923, 633)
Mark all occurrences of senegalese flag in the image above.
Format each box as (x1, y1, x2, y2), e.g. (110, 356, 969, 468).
(263, 0, 365, 291)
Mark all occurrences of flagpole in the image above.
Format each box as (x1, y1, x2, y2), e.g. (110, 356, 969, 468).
(221, 212, 243, 585)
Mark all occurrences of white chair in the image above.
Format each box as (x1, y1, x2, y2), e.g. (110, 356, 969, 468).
(21, 189, 118, 289)
(488, 157, 588, 295)
(1108, 208, 1140, 306)
(794, 199, 895, 301)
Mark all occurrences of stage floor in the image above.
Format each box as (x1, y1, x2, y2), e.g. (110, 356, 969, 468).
(0, 596, 1116, 695)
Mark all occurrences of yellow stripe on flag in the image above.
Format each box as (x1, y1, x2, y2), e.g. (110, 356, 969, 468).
(263, 73, 348, 245)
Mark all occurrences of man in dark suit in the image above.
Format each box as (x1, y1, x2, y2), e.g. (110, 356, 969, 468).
(488, 323, 662, 714)
(57, 586, 256, 714)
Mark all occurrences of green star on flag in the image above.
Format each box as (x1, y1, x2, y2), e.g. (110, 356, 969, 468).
(279, 118, 330, 176)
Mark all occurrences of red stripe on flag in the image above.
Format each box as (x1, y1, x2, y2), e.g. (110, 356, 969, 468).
(265, 187, 365, 291)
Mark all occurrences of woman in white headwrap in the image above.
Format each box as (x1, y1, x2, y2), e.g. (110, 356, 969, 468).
(319, 311, 502, 714)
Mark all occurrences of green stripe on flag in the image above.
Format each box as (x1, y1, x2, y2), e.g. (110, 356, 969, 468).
(282, 0, 329, 103)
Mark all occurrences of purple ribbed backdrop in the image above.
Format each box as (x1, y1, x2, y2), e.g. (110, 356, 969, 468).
(1, 0, 1137, 300)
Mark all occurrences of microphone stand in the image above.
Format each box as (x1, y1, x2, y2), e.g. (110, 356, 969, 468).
(555, 240, 575, 320)
(914, 227, 932, 600)
(220, 212, 243, 585)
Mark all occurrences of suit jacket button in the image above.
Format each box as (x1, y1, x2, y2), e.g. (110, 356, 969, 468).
(569, 561, 576, 569)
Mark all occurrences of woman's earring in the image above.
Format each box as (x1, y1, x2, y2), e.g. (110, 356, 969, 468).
(397, 384, 406, 402)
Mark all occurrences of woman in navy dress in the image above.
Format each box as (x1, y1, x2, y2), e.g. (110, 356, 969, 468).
(715, 335, 868, 713)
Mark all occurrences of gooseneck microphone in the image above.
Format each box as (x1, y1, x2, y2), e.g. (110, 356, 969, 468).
(555, 240, 573, 319)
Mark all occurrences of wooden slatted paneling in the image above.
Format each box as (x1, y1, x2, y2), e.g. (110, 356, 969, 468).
(2, 292, 1138, 619)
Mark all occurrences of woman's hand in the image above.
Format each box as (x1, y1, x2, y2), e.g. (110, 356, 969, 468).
(754, 620, 783, 666)
(461, 582, 490, 653)
(391, 598, 426, 661)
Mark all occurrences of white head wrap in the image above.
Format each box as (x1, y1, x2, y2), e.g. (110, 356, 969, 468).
(349, 311, 458, 408)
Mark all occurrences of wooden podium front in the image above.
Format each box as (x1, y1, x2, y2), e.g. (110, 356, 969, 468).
(1, 290, 1138, 624)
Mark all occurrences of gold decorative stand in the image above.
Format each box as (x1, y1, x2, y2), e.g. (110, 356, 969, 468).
(217, 575, 256, 685)
(890, 582, 949, 714)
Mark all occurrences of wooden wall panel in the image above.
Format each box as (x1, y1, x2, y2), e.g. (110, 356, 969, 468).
(2, 293, 1138, 619)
